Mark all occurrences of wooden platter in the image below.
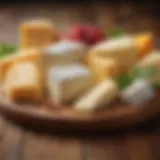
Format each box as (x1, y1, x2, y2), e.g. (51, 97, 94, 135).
(0, 91, 160, 131)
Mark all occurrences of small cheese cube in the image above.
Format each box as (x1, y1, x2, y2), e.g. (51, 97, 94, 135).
(134, 32, 154, 58)
(20, 19, 58, 48)
(89, 36, 138, 71)
(88, 56, 120, 82)
(0, 48, 42, 81)
(43, 40, 87, 71)
(4, 62, 43, 101)
(47, 63, 93, 104)
(75, 79, 119, 112)
(121, 79, 154, 105)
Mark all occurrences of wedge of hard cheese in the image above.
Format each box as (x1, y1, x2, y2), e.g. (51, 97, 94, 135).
(89, 36, 138, 72)
(75, 79, 119, 112)
(0, 48, 41, 81)
(4, 61, 43, 101)
(47, 63, 93, 105)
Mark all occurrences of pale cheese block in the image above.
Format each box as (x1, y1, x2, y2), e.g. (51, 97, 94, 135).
(75, 79, 119, 112)
(89, 36, 138, 71)
(47, 63, 93, 105)
(43, 40, 87, 71)
(136, 51, 160, 83)
(4, 61, 43, 101)
(0, 48, 42, 81)
(121, 79, 154, 105)
(20, 19, 58, 48)
(88, 56, 120, 82)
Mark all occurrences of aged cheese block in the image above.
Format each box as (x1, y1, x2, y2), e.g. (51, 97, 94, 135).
(4, 61, 43, 101)
(88, 56, 120, 82)
(20, 19, 58, 48)
(89, 36, 138, 72)
(43, 40, 87, 71)
(47, 63, 93, 105)
(75, 79, 119, 112)
(0, 48, 42, 81)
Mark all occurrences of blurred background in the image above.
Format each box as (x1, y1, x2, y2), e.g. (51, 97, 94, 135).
(0, 2, 160, 44)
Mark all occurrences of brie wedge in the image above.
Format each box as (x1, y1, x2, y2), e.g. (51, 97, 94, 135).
(75, 79, 119, 112)
(47, 63, 93, 104)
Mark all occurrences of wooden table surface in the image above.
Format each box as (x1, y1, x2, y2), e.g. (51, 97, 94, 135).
(0, 2, 160, 160)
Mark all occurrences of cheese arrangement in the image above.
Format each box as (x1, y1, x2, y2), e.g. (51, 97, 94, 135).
(0, 21, 159, 114)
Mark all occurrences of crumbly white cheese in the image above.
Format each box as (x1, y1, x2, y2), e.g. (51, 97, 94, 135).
(121, 79, 154, 105)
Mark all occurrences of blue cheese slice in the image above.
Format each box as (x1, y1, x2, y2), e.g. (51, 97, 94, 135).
(47, 63, 93, 104)
(74, 79, 119, 112)
(43, 40, 87, 70)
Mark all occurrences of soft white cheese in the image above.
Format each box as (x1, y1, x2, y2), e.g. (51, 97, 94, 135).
(43, 40, 87, 68)
(47, 63, 93, 104)
(121, 79, 154, 105)
(74, 79, 119, 112)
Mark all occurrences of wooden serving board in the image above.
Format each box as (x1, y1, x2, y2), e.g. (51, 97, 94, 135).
(0, 91, 159, 131)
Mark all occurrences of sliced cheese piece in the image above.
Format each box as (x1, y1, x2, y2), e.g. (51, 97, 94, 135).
(0, 48, 42, 81)
(4, 61, 43, 101)
(134, 32, 154, 58)
(136, 51, 160, 82)
(121, 79, 154, 105)
(89, 36, 138, 71)
(88, 56, 120, 82)
(43, 40, 87, 71)
(20, 19, 58, 48)
(75, 79, 119, 112)
(47, 63, 93, 104)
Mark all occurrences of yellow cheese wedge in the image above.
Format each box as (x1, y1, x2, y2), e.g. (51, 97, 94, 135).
(0, 48, 41, 81)
(20, 19, 58, 48)
(89, 36, 138, 72)
(134, 32, 154, 58)
(4, 62, 43, 101)
(88, 56, 120, 82)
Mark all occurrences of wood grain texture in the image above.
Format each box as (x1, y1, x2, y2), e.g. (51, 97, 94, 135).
(22, 132, 82, 160)
(0, 121, 24, 160)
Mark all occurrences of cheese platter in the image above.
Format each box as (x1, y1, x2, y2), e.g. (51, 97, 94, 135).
(0, 20, 159, 131)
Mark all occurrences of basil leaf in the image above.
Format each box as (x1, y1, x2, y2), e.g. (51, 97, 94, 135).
(115, 74, 132, 89)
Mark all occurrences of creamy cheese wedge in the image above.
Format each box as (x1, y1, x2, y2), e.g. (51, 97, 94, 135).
(74, 79, 119, 112)
(4, 61, 43, 101)
(43, 40, 87, 71)
(47, 63, 93, 104)
(89, 36, 138, 72)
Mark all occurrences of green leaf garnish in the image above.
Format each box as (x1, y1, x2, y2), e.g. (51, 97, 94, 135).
(130, 67, 158, 80)
(115, 74, 132, 89)
(108, 28, 124, 38)
(0, 43, 17, 58)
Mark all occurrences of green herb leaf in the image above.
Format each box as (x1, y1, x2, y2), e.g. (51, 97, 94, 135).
(130, 67, 158, 80)
(0, 43, 17, 58)
(115, 74, 132, 89)
(108, 28, 124, 38)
